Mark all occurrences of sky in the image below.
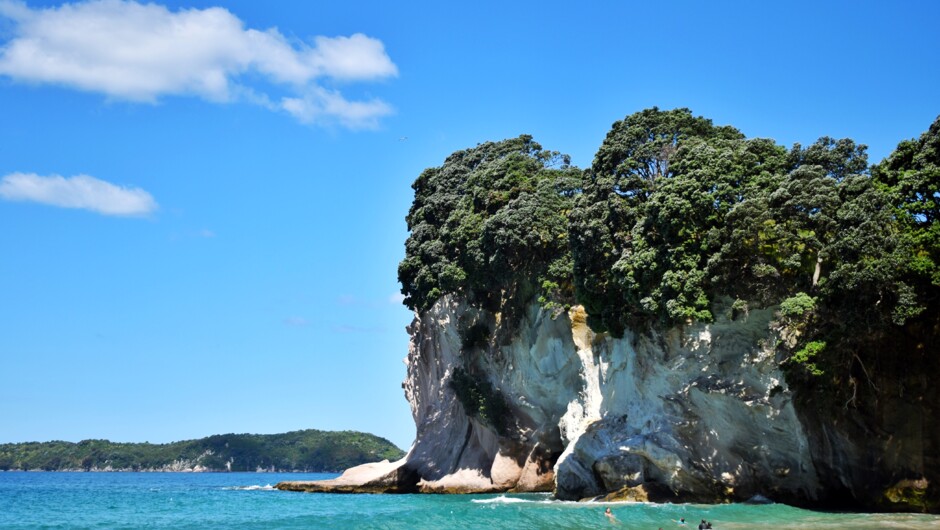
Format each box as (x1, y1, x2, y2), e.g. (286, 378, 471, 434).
(0, 0, 937, 451)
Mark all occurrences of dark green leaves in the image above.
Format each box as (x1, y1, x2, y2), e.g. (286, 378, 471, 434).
(873, 115, 940, 288)
(399, 110, 939, 379)
(398, 135, 577, 314)
(571, 108, 768, 332)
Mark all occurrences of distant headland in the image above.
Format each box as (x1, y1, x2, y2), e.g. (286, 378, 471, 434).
(0, 429, 404, 472)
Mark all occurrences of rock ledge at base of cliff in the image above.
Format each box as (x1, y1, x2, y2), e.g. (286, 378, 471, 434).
(276, 459, 419, 494)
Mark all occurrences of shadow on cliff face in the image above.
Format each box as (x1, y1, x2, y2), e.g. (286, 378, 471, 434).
(789, 308, 940, 513)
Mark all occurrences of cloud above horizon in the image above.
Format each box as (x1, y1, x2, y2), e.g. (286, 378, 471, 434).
(0, 172, 157, 216)
(331, 324, 386, 334)
(337, 293, 408, 308)
(283, 316, 310, 327)
(0, 0, 397, 128)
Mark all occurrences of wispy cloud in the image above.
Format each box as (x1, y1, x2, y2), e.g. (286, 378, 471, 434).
(0, 0, 397, 128)
(0, 172, 157, 216)
(284, 316, 310, 327)
(168, 228, 217, 242)
(331, 324, 386, 334)
(282, 86, 392, 129)
(337, 293, 407, 308)
(337, 294, 358, 306)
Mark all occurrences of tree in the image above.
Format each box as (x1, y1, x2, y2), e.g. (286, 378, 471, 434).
(571, 108, 760, 332)
(770, 138, 868, 289)
(873, 115, 940, 288)
(398, 135, 578, 315)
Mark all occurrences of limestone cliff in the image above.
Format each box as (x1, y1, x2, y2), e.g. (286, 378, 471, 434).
(279, 295, 936, 512)
(399, 295, 821, 503)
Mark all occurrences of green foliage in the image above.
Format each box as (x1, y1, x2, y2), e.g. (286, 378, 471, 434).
(570, 108, 790, 333)
(398, 135, 579, 316)
(873, 115, 940, 291)
(567, 108, 937, 341)
(449, 368, 511, 435)
(0, 430, 405, 473)
(779, 292, 816, 319)
(791, 341, 826, 376)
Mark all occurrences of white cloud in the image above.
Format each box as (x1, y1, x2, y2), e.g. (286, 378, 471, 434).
(0, 172, 157, 216)
(306, 34, 398, 80)
(282, 87, 393, 129)
(0, 0, 397, 126)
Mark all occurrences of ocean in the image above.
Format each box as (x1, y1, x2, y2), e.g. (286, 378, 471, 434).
(1, 472, 937, 529)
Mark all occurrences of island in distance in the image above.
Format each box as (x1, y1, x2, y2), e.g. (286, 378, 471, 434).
(0, 429, 405, 472)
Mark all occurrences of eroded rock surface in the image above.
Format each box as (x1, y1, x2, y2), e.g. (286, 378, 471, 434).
(277, 295, 936, 511)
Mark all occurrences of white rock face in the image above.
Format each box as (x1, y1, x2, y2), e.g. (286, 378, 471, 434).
(399, 296, 578, 492)
(395, 295, 821, 501)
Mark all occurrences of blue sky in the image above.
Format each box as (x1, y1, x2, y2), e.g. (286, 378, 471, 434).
(0, 0, 937, 451)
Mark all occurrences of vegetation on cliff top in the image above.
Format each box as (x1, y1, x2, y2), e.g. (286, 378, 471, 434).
(397, 135, 580, 316)
(398, 107, 939, 393)
(571, 107, 933, 339)
(0, 429, 405, 472)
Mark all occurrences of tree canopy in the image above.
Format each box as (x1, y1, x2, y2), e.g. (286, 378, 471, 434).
(398, 135, 580, 315)
(873, 116, 940, 290)
(399, 109, 940, 382)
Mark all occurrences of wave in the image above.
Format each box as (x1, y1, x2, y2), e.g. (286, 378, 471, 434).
(471, 495, 563, 505)
(472, 495, 534, 504)
(224, 484, 276, 491)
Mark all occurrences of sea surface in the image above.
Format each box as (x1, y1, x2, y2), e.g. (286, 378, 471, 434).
(1, 472, 938, 529)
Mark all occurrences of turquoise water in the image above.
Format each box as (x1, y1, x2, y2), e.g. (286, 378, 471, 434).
(1, 472, 938, 529)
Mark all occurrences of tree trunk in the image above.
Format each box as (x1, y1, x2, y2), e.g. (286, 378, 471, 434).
(812, 253, 823, 287)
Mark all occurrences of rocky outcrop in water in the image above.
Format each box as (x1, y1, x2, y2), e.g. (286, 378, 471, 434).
(295, 111, 940, 512)
(280, 295, 936, 512)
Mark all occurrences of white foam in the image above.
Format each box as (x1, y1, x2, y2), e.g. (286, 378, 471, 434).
(225, 484, 275, 491)
(471, 495, 532, 504)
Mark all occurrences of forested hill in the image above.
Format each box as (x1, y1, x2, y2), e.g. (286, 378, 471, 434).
(0, 430, 405, 472)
